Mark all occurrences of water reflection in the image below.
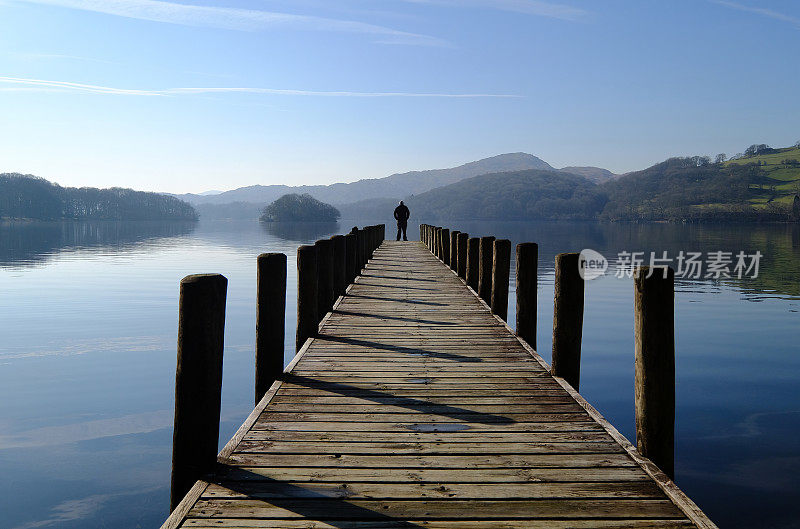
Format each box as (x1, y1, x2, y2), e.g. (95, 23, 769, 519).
(260, 221, 340, 242)
(0, 220, 197, 268)
(429, 220, 800, 300)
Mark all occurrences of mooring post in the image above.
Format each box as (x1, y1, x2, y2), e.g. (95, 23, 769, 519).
(551, 252, 584, 390)
(441, 228, 450, 266)
(449, 231, 460, 271)
(634, 265, 675, 479)
(315, 239, 334, 321)
(457, 232, 468, 279)
(331, 235, 346, 299)
(433, 227, 441, 258)
(466, 237, 480, 291)
(296, 245, 318, 352)
(344, 233, 357, 285)
(515, 242, 538, 349)
(357, 228, 367, 272)
(170, 273, 227, 512)
(490, 239, 511, 320)
(477, 236, 496, 304)
(255, 253, 286, 405)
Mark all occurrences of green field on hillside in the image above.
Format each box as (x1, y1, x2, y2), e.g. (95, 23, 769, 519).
(726, 147, 800, 207)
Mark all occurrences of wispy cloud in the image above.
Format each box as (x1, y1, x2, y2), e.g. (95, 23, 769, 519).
(0, 76, 521, 98)
(401, 0, 588, 21)
(710, 0, 800, 29)
(15, 0, 449, 46)
(5, 51, 116, 63)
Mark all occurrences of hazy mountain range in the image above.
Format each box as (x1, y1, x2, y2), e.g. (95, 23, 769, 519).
(177, 153, 617, 217)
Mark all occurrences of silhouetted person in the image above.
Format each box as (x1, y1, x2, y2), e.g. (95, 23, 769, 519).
(394, 201, 410, 241)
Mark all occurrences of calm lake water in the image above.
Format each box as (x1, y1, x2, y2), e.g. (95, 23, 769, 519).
(0, 219, 798, 529)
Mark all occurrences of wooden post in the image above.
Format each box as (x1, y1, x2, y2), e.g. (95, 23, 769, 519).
(477, 236, 496, 304)
(357, 228, 366, 272)
(634, 265, 675, 479)
(255, 253, 286, 406)
(490, 239, 511, 320)
(457, 232, 468, 279)
(449, 231, 459, 271)
(315, 239, 334, 321)
(466, 237, 480, 291)
(441, 228, 450, 266)
(515, 242, 538, 349)
(345, 233, 357, 285)
(331, 235, 346, 299)
(551, 252, 584, 391)
(171, 273, 227, 511)
(296, 245, 317, 352)
(434, 228, 441, 258)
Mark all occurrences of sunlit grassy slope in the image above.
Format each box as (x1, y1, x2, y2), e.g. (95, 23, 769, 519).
(726, 147, 800, 206)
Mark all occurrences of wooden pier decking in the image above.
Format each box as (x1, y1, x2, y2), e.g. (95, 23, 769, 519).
(163, 241, 716, 529)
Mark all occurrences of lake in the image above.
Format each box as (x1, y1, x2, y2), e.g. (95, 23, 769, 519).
(0, 219, 798, 529)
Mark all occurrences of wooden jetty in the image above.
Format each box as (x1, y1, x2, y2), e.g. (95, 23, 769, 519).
(162, 228, 716, 528)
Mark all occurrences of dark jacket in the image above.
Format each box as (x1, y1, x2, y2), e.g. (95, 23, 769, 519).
(394, 204, 410, 224)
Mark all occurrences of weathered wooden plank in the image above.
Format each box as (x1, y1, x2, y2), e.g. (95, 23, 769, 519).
(201, 480, 665, 499)
(213, 465, 651, 483)
(183, 520, 695, 528)
(187, 498, 685, 519)
(222, 453, 640, 468)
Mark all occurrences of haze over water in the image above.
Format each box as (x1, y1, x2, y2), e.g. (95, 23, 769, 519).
(0, 219, 798, 529)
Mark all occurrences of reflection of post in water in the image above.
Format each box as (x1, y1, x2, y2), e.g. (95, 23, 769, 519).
(260, 221, 340, 242)
(792, 224, 800, 250)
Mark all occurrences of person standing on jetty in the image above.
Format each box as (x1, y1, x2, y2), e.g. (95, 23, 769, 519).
(394, 201, 410, 241)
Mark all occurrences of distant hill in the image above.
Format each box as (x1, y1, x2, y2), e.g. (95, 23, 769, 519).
(260, 194, 340, 222)
(0, 173, 197, 221)
(177, 153, 555, 207)
(352, 170, 608, 221)
(558, 166, 616, 183)
(600, 148, 799, 221)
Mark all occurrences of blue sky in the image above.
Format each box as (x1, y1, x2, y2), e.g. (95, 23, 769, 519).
(0, 0, 798, 193)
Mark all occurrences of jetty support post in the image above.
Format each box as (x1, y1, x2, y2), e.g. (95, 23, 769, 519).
(296, 245, 318, 352)
(171, 273, 227, 512)
(551, 252, 584, 391)
(634, 265, 676, 480)
(255, 253, 286, 406)
(457, 232, 468, 279)
(477, 236, 496, 304)
(345, 233, 357, 285)
(357, 228, 367, 272)
(515, 242, 538, 349)
(433, 227, 441, 258)
(449, 231, 460, 271)
(441, 228, 450, 266)
(490, 239, 511, 320)
(331, 235, 346, 299)
(466, 237, 480, 291)
(315, 239, 334, 322)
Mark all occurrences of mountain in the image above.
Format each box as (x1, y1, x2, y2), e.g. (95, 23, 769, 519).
(558, 166, 616, 183)
(341, 170, 607, 221)
(0, 173, 198, 221)
(176, 153, 554, 207)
